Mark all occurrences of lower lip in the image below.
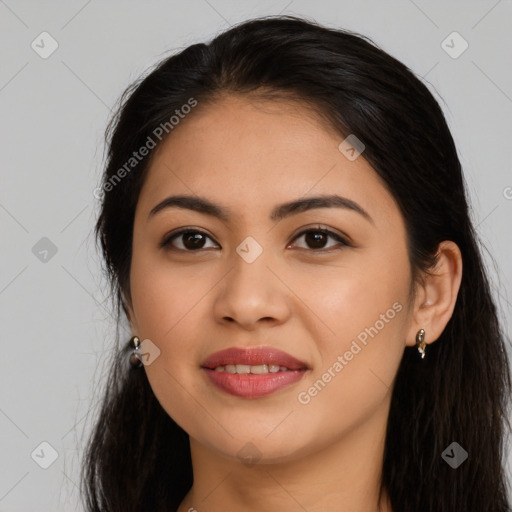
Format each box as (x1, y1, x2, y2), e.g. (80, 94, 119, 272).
(202, 368, 307, 398)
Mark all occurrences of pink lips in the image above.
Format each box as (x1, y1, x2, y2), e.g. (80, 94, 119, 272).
(202, 347, 308, 370)
(201, 347, 309, 399)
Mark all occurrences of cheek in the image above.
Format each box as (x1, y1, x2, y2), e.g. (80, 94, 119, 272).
(130, 242, 207, 339)
(292, 243, 411, 407)
(129, 257, 219, 434)
(129, 246, 223, 393)
(292, 244, 411, 353)
(291, 278, 409, 450)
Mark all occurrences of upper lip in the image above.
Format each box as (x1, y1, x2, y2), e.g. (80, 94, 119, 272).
(202, 347, 309, 370)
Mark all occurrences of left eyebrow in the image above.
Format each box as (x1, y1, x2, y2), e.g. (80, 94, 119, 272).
(148, 194, 374, 225)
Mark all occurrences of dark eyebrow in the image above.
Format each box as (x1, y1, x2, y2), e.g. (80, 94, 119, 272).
(148, 194, 374, 224)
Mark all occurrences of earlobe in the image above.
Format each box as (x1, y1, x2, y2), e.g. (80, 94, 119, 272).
(406, 240, 463, 348)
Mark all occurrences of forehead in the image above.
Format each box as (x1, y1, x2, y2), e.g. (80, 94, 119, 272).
(137, 94, 400, 226)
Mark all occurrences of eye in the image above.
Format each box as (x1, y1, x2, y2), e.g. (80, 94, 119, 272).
(160, 228, 219, 251)
(289, 227, 351, 251)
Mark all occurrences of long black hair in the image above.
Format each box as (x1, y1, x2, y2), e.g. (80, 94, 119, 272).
(82, 15, 512, 512)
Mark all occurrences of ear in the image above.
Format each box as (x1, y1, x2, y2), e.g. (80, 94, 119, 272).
(406, 241, 463, 348)
(123, 291, 140, 336)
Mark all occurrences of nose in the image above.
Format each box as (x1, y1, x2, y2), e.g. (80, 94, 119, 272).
(212, 252, 291, 331)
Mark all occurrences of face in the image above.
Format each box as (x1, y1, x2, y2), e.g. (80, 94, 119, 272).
(127, 93, 415, 464)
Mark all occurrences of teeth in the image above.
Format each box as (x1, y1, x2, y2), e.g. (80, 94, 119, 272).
(250, 364, 268, 374)
(236, 364, 251, 374)
(212, 363, 292, 374)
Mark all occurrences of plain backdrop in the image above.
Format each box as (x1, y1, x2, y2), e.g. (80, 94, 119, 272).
(1, 1, 511, 510)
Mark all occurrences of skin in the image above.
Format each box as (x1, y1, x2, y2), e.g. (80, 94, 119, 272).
(126, 93, 462, 512)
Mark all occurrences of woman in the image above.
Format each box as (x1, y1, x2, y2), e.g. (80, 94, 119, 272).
(82, 15, 512, 512)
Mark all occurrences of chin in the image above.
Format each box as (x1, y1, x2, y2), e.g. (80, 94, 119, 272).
(193, 425, 316, 466)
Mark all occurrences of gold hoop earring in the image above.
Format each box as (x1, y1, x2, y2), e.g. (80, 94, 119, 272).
(416, 329, 426, 359)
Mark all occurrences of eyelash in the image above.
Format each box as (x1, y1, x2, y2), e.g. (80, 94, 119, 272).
(159, 226, 352, 253)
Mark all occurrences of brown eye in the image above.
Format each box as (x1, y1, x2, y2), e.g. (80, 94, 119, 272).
(160, 229, 218, 251)
(290, 228, 350, 251)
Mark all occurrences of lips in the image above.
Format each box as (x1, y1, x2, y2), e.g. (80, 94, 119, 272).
(201, 347, 309, 399)
(201, 347, 309, 371)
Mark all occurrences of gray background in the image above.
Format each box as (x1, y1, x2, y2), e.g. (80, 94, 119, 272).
(1, 1, 511, 510)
